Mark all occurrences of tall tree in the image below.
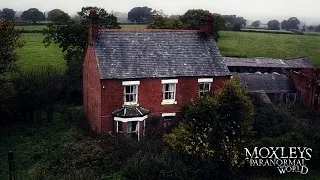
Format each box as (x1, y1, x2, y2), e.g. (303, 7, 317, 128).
(2, 8, 15, 21)
(20, 8, 45, 24)
(267, 20, 280, 30)
(127, 6, 152, 23)
(179, 9, 226, 41)
(0, 19, 24, 78)
(281, 17, 300, 30)
(43, 7, 120, 104)
(47, 9, 67, 21)
(251, 20, 261, 28)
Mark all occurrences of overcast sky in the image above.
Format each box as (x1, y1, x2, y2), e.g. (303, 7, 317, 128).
(2, 0, 320, 24)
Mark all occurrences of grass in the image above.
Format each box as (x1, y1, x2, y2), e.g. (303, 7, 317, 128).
(120, 24, 147, 29)
(17, 33, 66, 72)
(15, 25, 48, 31)
(0, 106, 84, 179)
(217, 31, 320, 68)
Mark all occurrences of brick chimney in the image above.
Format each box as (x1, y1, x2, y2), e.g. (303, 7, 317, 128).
(200, 12, 214, 37)
(89, 9, 99, 41)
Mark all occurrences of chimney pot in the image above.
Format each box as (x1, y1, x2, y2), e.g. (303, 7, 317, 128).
(90, 9, 99, 40)
(200, 12, 214, 37)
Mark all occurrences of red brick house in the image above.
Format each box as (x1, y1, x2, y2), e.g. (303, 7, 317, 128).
(83, 11, 231, 138)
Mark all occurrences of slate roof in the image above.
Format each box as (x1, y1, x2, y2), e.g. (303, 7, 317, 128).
(224, 57, 314, 69)
(112, 106, 149, 118)
(234, 73, 296, 93)
(93, 29, 231, 79)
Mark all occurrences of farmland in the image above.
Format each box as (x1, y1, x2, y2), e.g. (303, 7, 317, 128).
(17, 33, 65, 71)
(15, 28, 320, 70)
(218, 31, 320, 68)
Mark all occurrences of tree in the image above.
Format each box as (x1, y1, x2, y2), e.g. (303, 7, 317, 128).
(179, 9, 226, 41)
(127, 6, 152, 23)
(267, 20, 280, 30)
(307, 26, 314, 31)
(20, 8, 45, 24)
(164, 78, 254, 171)
(0, 19, 24, 78)
(47, 9, 67, 21)
(43, 7, 120, 104)
(251, 20, 261, 28)
(2, 8, 15, 21)
(222, 15, 247, 30)
(281, 17, 300, 30)
(147, 16, 183, 29)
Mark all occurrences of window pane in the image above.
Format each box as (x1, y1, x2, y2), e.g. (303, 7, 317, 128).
(132, 85, 137, 93)
(165, 92, 170, 99)
(118, 121, 122, 132)
(199, 83, 205, 91)
(132, 94, 136, 102)
(164, 84, 170, 91)
(125, 86, 131, 93)
(169, 84, 175, 91)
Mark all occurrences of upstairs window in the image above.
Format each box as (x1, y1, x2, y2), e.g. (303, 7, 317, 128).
(122, 81, 140, 105)
(198, 78, 213, 97)
(162, 79, 178, 105)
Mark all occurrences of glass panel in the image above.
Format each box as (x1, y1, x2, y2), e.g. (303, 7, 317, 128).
(118, 121, 122, 132)
(125, 86, 131, 93)
(199, 83, 205, 91)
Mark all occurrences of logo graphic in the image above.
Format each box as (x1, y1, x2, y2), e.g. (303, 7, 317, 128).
(244, 147, 312, 174)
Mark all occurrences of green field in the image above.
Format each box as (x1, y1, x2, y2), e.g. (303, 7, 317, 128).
(15, 25, 48, 31)
(217, 31, 320, 68)
(15, 31, 320, 71)
(17, 33, 65, 71)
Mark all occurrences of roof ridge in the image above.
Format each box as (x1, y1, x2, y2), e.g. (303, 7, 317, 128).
(100, 29, 199, 32)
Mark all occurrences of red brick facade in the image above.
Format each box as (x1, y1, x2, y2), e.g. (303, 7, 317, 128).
(83, 45, 102, 134)
(290, 69, 320, 110)
(83, 63, 230, 135)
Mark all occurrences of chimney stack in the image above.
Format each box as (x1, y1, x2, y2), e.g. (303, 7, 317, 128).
(89, 9, 99, 40)
(200, 12, 214, 37)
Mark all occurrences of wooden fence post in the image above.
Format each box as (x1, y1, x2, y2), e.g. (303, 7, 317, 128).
(8, 151, 16, 180)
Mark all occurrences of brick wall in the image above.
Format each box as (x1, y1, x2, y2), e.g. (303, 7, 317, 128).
(100, 76, 230, 133)
(83, 46, 102, 134)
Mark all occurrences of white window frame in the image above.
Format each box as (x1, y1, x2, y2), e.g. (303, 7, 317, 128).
(122, 81, 140, 106)
(116, 121, 123, 133)
(162, 113, 176, 128)
(282, 93, 297, 104)
(198, 78, 213, 97)
(161, 79, 178, 105)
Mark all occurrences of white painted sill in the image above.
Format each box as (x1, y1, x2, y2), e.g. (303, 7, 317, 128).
(161, 100, 177, 105)
(123, 102, 139, 106)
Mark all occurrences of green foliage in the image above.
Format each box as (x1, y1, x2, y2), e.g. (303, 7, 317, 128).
(127, 6, 152, 23)
(147, 16, 183, 29)
(281, 17, 301, 30)
(251, 20, 261, 28)
(217, 31, 320, 68)
(165, 78, 254, 169)
(43, 7, 120, 104)
(47, 9, 67, 21)
(20, 8, 45, 24)
(1, 8, 15, 21)
(12, 67, 65, 123)
(0, 19, 24, 77)
(267, 20, 280, 30)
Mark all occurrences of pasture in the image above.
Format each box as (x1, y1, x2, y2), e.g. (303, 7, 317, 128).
(17, 33, 65, 71)
(217, 31, 320, 68)
(15, 29, 320, 72)
(15, 25, 48, 31)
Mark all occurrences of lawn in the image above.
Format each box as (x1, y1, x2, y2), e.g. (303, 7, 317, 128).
(17, 33, 66, 72)
(217, 31, 320, 68)
(120, 24, 147, 29)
